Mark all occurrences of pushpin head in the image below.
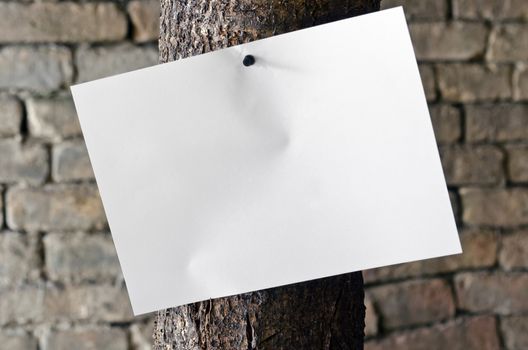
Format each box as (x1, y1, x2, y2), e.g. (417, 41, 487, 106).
(243, 55, 255, 67)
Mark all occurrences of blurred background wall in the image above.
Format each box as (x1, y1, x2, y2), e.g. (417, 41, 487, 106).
(365, 1, 528, 349)
(0, 0, 158, 349)
(0, 0, 526, 349)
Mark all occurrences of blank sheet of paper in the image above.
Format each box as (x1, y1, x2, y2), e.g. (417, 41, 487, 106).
(71, 7, 461, 315)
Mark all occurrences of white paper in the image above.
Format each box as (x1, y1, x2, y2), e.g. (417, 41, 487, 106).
(71, 7, 461, 315)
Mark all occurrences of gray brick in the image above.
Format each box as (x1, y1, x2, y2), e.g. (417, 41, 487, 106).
(27, 98, 81, 141)
(128, 0, 160, 43)
(365, 316, 500, 350)
(0, 331, 37, 350)
(44, 232, 121, 282)
(0, 231, 39, 288)
(0, 46, 72, 93)
(507, 145, 528, 183)
(501, 316, 528, 350)
(0, 283, 133, 325)
(488, 24, 528, 62)
(6, 185, 106, 231)
(453, 0, 528, 20)
(44, 285, 133, 322)
(0, 98, 22, 137)
(364, 229, 497, 283)
(368, 279, 455, 329)
(461, 188, 528, 227)
(515, 65, 528, 101)
(419, 64, 436, 102)
(455, 272, 528, 315)
(0, 285, 45, 325)
(500, 231, 528, 270)
(52, 140, 94, 181)
(466, 104, 528, 142)
(45, 327, 128, 350)
(437, 64, 512, 102)
(130, 320, 155, 350)
(75, 43, 157, 83)
(364, 295, 378, 337)
(440, 145, 504, 186)
(0, 186, 3, 226)
(381, 0, 447, 20)
(429, 104, 461, 144)
(410, 22, 487, 61)
(0, 139, 48, 185)
(0, 2, 127, 43)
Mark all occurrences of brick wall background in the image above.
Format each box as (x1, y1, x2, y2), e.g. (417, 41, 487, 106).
(0, 0, 159, 349)
(0, 0, 527, 349)
(365, 1, 528, 349)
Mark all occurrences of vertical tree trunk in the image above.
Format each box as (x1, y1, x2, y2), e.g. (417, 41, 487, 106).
(154, 1, 380, 349)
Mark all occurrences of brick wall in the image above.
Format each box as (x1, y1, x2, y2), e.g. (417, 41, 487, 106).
(0, 0, 527, 349)
(0, 1, 159, 349)
(364, 1, 528, 349)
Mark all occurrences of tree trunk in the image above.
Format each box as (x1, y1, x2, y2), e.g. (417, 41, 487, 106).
(154, 1, 380, 349)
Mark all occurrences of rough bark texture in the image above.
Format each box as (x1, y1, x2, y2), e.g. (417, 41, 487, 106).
(160, 0, 380, 61)
(154, 273, 366, 349)
(155, 1, 379, 348)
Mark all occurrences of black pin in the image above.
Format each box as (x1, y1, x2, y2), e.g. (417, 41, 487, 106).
(243, 55, 255, 67)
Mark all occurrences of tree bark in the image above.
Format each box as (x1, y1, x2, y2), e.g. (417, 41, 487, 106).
(154, 1, 380, 349)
